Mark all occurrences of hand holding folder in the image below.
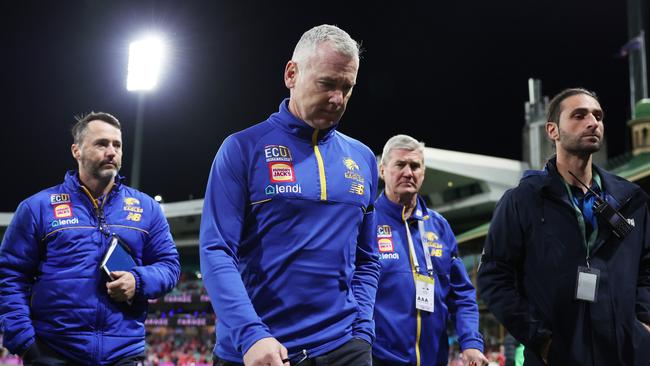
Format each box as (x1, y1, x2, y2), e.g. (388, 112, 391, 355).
(101, 235, 137, 279)
(101, 235, 137, 303)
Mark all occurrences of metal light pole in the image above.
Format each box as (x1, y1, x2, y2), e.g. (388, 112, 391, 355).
(126, 36, 164, 189)
(626, 0, 647, 115)
(131, 92, 146, 189)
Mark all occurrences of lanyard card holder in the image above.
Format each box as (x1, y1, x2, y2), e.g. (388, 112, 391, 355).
(414, 273, 434, 312)
(575, 266, 600, 303)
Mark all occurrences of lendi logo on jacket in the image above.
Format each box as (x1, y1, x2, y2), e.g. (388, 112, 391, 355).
(264, 184, 302, 196)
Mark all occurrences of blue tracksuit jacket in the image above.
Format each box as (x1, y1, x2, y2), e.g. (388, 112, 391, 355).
(372, 193, 483, 366)
(0, 171, 180, 365)
(199, 99, 380, 362)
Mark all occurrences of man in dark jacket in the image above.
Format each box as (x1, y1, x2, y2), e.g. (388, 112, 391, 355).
(478, 88, 650, 365)
(0, 112, 180, 365)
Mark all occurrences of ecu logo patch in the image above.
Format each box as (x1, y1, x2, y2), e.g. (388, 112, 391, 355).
(377, 225, 392, 238)
(50, 194, 70, 205)
(264, 145, 293, 163)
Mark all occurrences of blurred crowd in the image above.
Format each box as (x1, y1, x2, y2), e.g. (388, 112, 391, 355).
(0, 272, 510, 366)
(142, 327, 214, 366)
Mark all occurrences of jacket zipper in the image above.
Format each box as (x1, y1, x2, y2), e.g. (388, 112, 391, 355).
(311, 129, 327, 201)
(402, 206, 422, 366)
(79, 184, 115, 363)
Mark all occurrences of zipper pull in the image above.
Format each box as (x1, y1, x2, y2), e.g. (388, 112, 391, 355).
(96, 207, 110, 237)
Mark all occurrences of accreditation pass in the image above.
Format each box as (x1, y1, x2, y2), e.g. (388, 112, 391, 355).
(415, 273, 434, 312)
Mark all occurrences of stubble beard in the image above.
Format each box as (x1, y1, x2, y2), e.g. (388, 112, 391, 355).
(83, 157, 119, 185)
(559, 131, 601, 157)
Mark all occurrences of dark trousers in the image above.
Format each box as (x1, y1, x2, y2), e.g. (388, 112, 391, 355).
(22, 338, 145, 366)
(214, 338, 371, 366)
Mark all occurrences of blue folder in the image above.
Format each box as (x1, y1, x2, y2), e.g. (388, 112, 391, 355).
(100, 235, 137, 280)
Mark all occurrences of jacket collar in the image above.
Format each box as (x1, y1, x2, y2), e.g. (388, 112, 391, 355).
(523, 156, 646, 252)
(376, 191, 429, 221)
(63, 170, 124, 196)
(268, 99, 339, 142)
(524, 156, 642, 208)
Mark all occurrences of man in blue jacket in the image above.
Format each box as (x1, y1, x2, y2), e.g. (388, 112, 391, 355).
(478, 88, 650, 365)
(0, 112, 180, 365)
(372, 135, 487, 366)
(200, 24, 380, 366)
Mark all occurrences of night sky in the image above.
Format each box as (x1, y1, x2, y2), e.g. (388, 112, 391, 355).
(1, 1, 645, 212)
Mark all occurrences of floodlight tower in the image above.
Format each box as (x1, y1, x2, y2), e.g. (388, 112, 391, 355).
(126, 36, 164, 189)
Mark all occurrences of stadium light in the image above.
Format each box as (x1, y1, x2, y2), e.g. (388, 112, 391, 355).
(126, 35, 166, 189)
(127, 37, 165, 91)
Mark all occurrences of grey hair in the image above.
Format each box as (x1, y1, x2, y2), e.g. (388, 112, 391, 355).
(292, 24, 360, 66)
(380, 134, 426, 165)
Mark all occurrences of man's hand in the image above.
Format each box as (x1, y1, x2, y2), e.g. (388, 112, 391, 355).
(541, 338, 552, 365)
(106, 271, 136, 302)
(461, 348, 489, 366)
(243, 337, 288, 366)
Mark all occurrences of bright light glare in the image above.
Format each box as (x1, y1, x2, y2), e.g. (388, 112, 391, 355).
(127, 37, 165, 91)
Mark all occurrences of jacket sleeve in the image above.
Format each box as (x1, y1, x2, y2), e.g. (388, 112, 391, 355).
(351, 153, 381, 343)
(0, 201, 39, 355)
(477, 190, 552, 356)
(131, 200, 180, 299)
(199, 136, 272, 356)
(443, 220, 484, 352)
(636, 203, 650, 324)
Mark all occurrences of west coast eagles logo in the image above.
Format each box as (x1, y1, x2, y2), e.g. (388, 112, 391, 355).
(124, 197, 143, 222)
(423, 231, 443, 257)
(124, 197, 140, 206)
(343, 158, 359, 171)
(343, 157, 365, 195)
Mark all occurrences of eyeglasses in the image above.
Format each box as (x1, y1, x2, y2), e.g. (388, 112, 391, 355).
(282, 349, 309, 366)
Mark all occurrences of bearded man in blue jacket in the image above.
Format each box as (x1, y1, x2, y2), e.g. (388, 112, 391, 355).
(371, 135, 487, 366)
(478, 88, 650, 365)
(0, 112, 180, 365)
(199, 24, 379, 366)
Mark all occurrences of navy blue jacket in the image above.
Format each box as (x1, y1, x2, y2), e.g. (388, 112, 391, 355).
(199, 99, 380, 361)
(478, 158, 650, 365)
(0, 172, 180, 365)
